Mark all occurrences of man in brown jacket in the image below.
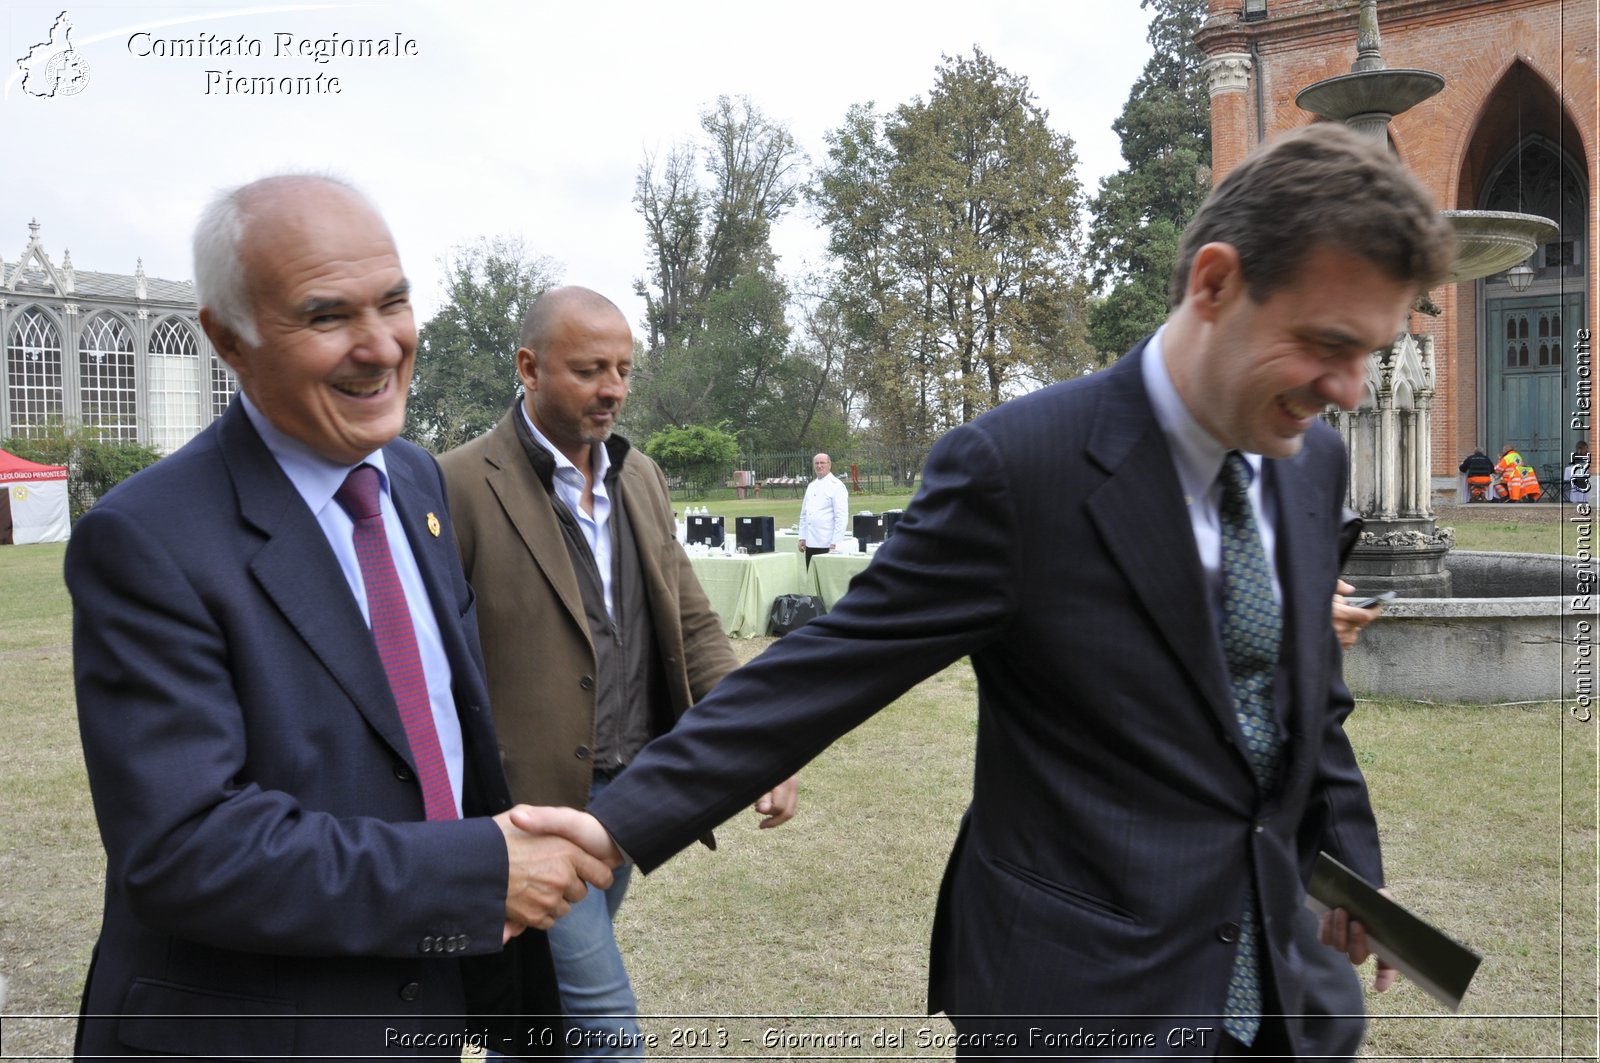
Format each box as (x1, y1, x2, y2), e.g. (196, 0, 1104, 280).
(439, 286, 796, 1059)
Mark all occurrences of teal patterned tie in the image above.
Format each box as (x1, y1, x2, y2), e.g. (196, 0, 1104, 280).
(1217, 451, 1282, 1045)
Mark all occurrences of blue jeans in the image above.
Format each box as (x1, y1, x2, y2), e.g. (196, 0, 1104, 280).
(547, 774, 641, 1060)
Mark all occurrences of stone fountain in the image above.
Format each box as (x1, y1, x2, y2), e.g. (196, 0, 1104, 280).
(1298, 0, 1559, 599)
(1290, 0, 1580, 704)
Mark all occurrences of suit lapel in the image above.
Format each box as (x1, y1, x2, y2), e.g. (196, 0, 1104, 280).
(1083, 348, 1239, 741)
(482, 415, 591, 644)
(221, 403, 415, 764)
(386, 449, 477, 699)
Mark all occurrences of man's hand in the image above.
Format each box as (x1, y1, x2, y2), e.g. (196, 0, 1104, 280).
(1319, 897, 1400, 992)
(1332, 579, 1381, 651)
(494, 806, 615, 940)
(508, 805, 624, 869)
(797, 539, 807, 552)
(754, 775, 799, 829)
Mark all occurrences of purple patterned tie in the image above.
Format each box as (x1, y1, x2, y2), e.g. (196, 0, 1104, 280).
(335, 464, 457, 821)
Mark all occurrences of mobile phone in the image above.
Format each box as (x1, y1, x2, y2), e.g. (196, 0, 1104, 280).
(1345, 590, 1397, 609)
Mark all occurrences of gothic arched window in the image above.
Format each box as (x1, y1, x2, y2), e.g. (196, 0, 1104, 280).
(79, 314, 137, 441)
(148, 317, 202, 452)
(5, 307, 63, 435)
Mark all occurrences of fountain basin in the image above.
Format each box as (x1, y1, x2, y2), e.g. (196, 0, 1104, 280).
(1440, 210, 1561, 284)
(1295, 69, 1445, 123)
(1342, 552, 1590, 703)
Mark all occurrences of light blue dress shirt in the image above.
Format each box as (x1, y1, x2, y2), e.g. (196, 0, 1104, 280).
(239, 394, 464, 816)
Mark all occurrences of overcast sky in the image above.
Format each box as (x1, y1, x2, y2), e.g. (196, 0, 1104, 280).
(2, 1, 1157, 331)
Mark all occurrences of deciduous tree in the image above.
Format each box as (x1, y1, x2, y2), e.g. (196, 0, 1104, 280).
(811, 50, 1092, 441)
(406, 236, 561, 451)
(629, 97, 812, 452)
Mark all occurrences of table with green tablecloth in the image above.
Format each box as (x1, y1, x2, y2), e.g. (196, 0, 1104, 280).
(805, 551, 873, 609)
(687, 551, 809, 638)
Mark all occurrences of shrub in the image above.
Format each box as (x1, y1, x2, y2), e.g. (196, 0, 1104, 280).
(642, 424, 740, 499)
(4, 422, 164, 522)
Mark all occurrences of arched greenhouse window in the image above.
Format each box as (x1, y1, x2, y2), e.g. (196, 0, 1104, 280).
(6, 307, 64, 435)
(148, 317, 202, 452)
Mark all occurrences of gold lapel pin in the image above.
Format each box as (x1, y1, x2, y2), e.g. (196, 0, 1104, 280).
(427, 512, 441, 538)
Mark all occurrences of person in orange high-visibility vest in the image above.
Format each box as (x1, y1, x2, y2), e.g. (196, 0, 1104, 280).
(1458, 448, 1495, 501)
(1494, 445, 1524, 502)
(1519, 465, 1542, 502)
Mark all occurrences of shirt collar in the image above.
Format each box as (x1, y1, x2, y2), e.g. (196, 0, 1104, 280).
(239, 391, 388, 513)
(519, 403, 610, 486)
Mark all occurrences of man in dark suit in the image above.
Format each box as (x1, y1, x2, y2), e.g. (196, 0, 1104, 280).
(519, 123, 1456, 1057)
(67, 175, 610, 1059)
(439, 287, 796, 1058)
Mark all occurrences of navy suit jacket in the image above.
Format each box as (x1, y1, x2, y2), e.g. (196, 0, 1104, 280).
(588, 341, 1381, 1055)
(68, 401, 551, 1059)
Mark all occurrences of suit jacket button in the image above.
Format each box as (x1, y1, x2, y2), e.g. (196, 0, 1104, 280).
(400, 982, 421, 1001)
(579, 675, 594, 690)
(1218, 922, 1241, 943)
(458, 934, 471, 950)
(419, 936, 434, 953)
(394, 762, 414, 782)
(575, 745, 592, 760)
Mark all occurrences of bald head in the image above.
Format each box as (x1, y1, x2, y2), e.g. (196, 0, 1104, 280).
(812, 454, 832, 477)
(520, 287, 628, 355)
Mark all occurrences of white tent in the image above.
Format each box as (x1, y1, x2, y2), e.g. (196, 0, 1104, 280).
(0, 449, 70, 544)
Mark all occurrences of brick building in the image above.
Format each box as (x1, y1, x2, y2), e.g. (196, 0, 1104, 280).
(1, 221, 236, 453)
(1197, 0, 1595, 489)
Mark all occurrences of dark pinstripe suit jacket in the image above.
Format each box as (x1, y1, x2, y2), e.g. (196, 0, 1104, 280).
(588, 339, 1381, 1056)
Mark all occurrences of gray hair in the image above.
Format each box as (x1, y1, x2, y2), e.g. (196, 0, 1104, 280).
(192, 172, 372, 346)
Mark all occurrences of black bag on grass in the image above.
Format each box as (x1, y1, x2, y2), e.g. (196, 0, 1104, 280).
(767, 594, 824, 636)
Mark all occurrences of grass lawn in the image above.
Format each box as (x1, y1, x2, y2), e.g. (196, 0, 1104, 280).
(1, 506, 1594, 1058)
(1443, 519, 1583, 557)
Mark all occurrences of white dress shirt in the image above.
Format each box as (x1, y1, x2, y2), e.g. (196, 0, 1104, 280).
(520, 405, 615, 619)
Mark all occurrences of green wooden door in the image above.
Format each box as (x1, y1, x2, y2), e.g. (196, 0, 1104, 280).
(1485, 292, 1584, 487)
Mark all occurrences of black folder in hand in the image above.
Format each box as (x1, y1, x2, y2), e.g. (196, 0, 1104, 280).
(1305, 852, 1483, 1011)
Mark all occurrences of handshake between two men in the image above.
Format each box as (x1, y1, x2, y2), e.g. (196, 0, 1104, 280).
(493, 793, 795, 942)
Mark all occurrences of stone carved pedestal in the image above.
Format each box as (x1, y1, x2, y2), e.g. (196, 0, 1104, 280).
(1328, 332, 1455, 597)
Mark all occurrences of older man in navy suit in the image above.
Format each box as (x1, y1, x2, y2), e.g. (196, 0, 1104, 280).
(67, 175, 610, 1059)
(522, 123, 1456, 1058)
